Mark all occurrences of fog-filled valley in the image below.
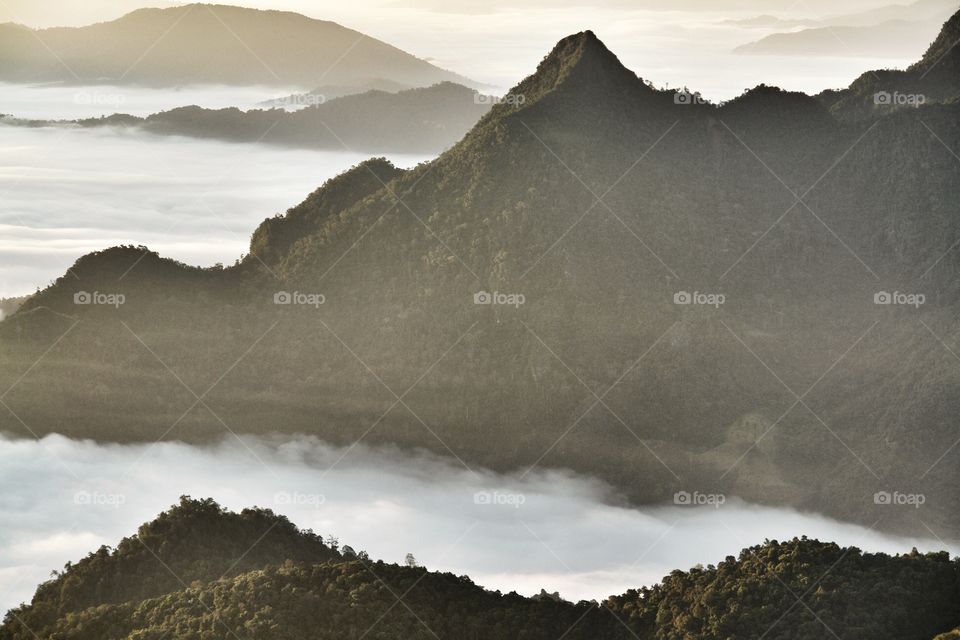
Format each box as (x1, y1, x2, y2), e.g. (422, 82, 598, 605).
(0, 119, 429, 296)
(0, 82, 294, 120)
(0, 433, 953, 618)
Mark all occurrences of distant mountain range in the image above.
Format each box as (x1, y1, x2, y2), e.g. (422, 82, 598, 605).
(0, 3, 476, 89)
(3, 10, 960, 538)
(2, 497, 957, 640)
(261, 78, 416, 107)
(734, 0, 957, 57)
(1, 82, 493, 154)
(735, 19, 940, 57)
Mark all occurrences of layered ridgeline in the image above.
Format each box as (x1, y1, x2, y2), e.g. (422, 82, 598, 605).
(0, 4, 474, 89)
(1, 82, 493, 154)
(4, 14, 960, 536)
(820, 7, 960, 119)
(262, 78, 416, 106)
(2, 498, 958, 640)
(733, 0, 958, 58)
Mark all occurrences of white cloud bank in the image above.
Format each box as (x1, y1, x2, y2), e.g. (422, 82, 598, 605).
(0, 121, 430, 297)
(0, 433, 954, 616)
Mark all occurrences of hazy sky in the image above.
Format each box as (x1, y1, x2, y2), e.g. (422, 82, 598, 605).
(0, 433, 951, 616)
(0, 0, 949, 94)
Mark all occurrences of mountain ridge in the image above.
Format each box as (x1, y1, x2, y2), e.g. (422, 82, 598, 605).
(2, 498, 958, 640)
(3, 13, 960, 538)
(0, 3, 477, 89)
(1, 81, 493, 154)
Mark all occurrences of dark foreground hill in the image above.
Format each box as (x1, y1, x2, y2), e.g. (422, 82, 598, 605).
(3, 13, 960, 537)
(2, 82, 492, 154)
(1, 498, 957, 640)
(0, 3, 474, 88)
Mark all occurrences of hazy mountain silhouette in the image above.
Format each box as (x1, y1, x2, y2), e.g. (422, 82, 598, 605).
(733, 0, 956, 57)
(0, 3, 476, 88)
(3, 82, 493, 154)
(2, 498, 957, 640)
(735, 19, 938, 57)
(3, 13, 960, 538)
(261, 78, 415, 106)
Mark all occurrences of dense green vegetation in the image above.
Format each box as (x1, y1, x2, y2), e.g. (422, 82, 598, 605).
(0, 4, 473, 88)
(607, 538, 960, 640)
(3, 15, 960, 540)
(2, 498, 958, 640)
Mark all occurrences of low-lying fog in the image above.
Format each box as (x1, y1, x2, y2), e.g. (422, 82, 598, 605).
(0, 433, 954, 616)
(0, 82, 297, 120)
(0, 124, 431, 297)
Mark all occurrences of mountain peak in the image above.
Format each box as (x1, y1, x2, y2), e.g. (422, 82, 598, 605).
(9, 497, 339, 618)
(541, 30, 635, 84)
(505, 30, 647, 108)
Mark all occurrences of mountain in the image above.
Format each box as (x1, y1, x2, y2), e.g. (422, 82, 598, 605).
(733, 0, 957, 57)
(734, 19, 938, 57)
(819, 8, 960, 119)
(2, 498, 957, 640)
(3, 13, 960, 539)
(2, 82, 493, 154)
(261, 78, 415, 107)
(0, 4, 476, 89)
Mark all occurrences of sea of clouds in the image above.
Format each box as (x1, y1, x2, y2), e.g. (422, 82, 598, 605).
(0, 82, 294, 120)
(0, 432, 954, 616)
(0, 120, 430, 297)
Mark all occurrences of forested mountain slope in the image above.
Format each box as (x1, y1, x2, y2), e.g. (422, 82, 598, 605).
(3, 13, 960, 537)
(2, 499, 957, 640)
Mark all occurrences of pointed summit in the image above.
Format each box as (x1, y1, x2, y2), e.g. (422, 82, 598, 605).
(507, 30, 649, 107)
